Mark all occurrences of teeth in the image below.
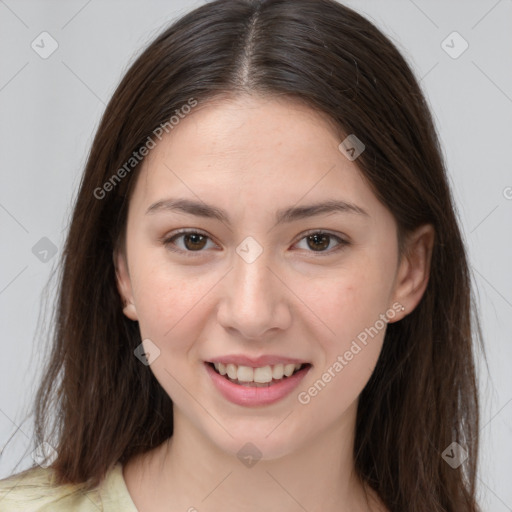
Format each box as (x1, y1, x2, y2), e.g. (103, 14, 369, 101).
(284, 364, 296, 377)
(226, 363, 237, 380)
(237, 366, 254, 382)
(254, 366, 273, 383)
(272, 364, 284, 380)
(212, 362, 304, 383)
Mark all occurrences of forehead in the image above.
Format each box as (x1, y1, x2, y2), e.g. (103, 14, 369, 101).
(128, 95, 383, 222)
(146, 95, 341, 167)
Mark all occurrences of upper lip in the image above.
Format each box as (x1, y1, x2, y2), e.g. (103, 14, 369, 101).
(207, 354, 310, 367)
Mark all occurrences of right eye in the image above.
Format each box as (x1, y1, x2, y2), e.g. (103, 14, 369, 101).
(162, 229, 218, 255)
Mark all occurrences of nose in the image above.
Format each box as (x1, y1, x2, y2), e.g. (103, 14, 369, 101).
(216, 248, 292, 340)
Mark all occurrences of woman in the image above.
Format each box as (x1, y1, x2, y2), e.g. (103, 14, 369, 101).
(0, 0, 482, 510)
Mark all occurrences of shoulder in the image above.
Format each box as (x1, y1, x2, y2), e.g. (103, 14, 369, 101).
(0, 464, 104, 512)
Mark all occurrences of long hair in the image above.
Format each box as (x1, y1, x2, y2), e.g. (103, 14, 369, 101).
(18, 1, 483, 510)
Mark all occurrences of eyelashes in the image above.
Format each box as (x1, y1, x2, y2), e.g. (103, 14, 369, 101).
(161, 228, 350, 257)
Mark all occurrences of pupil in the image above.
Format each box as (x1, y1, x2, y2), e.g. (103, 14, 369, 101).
(184, 234, 207, 251)
(307, 234, 329, 251)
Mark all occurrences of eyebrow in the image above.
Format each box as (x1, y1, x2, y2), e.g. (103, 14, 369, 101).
(145, 197, 369, 225)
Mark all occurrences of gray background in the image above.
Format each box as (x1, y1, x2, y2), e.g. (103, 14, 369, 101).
(0, 0, 511, 510)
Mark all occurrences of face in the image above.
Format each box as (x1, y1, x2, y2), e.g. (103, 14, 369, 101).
(115, 95, 431, 460)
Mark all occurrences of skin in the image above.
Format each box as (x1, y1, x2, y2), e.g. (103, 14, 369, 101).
(115, 94, 434, 512)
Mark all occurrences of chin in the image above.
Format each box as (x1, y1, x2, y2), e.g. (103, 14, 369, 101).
(203, 420, 305, 463)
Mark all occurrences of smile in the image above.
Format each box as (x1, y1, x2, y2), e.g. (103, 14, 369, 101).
(209, 361, 307, 386)
(205, 361, 312, 406)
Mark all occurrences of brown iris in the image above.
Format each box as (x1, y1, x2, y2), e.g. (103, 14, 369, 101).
(183, 233, 208, 251)
(306, 233, 330, 251)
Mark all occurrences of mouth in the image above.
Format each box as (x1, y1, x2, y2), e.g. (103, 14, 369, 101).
(206, 361, 312, 388)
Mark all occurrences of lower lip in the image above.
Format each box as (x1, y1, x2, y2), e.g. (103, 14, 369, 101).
(205, 362, 311, 407)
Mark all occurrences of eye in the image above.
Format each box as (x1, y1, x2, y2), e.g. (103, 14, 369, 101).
(162, 229, 217, 254)
(162, 229, 349, 256)
(293, 230, 349, 255)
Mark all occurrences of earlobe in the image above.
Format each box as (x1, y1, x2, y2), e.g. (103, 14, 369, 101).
(388, 224, 435, 322)
(122, 302, 138, 321)
(113, 248, 139, 322)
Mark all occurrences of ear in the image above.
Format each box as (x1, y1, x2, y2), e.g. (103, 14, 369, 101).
(388, 224, 435, 322)
(113, 247, 139, 321)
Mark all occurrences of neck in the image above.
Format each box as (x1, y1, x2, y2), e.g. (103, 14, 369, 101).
(124, 400, 381, 512)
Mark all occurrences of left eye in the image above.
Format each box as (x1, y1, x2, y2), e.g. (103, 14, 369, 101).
(294, 231, 347, 253)
(163, 230, 348, 255)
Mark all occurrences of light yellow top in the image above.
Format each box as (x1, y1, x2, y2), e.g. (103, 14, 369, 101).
(0, 462, 139, 511)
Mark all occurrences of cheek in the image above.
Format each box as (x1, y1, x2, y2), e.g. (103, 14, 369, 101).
(131, 260, 215, 349)
(297, 273, 388, 414)
(310, 260, 393, 345)
(299, 256, 392, 399)
(131, 267, 215, 399)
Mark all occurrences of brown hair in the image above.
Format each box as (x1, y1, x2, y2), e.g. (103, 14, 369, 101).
(16, 0, 484, 510)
